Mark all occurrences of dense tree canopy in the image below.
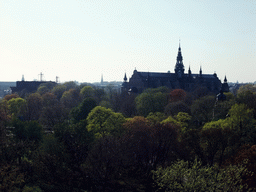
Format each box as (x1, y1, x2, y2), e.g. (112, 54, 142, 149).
(2, 84, 256, 191)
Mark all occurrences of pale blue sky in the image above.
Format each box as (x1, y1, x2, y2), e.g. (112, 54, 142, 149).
(1, 0, 255, 83)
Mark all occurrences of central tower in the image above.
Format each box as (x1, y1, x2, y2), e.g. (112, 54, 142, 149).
(174, 43, 185, 78)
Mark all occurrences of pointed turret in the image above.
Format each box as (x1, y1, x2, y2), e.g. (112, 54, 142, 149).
(124, 73, 127, 82)
(224, 75, 227, 83)
(188, 66, 191, 76)
(121, 72, 128, 93)
(221, 75, 229, 92)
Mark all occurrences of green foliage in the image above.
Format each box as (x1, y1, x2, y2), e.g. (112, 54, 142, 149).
(51, 84, 67, 100)
(119, 93, 137, 117)
(85, 122, 179, 191)
(147, 112, 166, 125)
(123, 116, 149, 130)
(63, 81, 78, 90)
(25, 93, 43, 120)
(0, 164, 25, 192)
(99, 100, 112, 109)
(192, 86, 210, 99)
(136, 91, 168, 117)
(165, 100, 190, 116)
(33, 134, 71, 191)
(37, 85, 49, 95)
(70, 97, 97, 123)
(162, 112, 192, 134)
(236, 86, 256, 118)
(87, 106, 126, 138)
(161, 116, 178, 125)
(40, 93, 66, 127)
(93, 87, 105, 104)
(54, 120, 94, 163)
(11, 119, 43, 142)
(201, 104, 256, 165)
(39, 134, 67, 162)
(7, 97, 26, 118)
(175, 112, 192, 131)
(229, 103, 254, 124)
(39, 82, 56, 90)
(213, 99, 235, 121)
(143, 86, 170, 94)
(152, 159, 253, 191)
(201, 124, 232, 166)
(4, 83, 256, 191)
(22, 185, 43, 192)
(3, 93, 19, 101)
(202, 118, 229, 130)
(80, 85, 94, 98)
(237, 84, 256, 94)
(0, 100, 10, 123)
(37, 82, 57, 95)
(228, 104, 256, 144)
(204, 103, 255, 133)
(60, 88, 81, 109)
(191, 95, 215, 124)
(224, 92, 235, 101)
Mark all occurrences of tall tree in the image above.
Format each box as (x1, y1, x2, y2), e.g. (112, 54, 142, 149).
(70, 97, 97, 123)
(86, 106, 126, 138)
(25, 93, 43, 121)
(136, 91, 168, 117)
(191, 95, 215, 125)
(60, 88, 81, 109)
(80, 86, 94, 99)
(40, 92, 66, 128)
(7, 97, 26, 119)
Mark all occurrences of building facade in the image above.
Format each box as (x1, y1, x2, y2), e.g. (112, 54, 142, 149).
(122, 45, 228, 94)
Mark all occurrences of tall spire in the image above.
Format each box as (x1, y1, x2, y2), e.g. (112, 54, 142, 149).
(199, 66, 202, 76)
(101, 74, 103, 84)
(175, 42, 185, 78)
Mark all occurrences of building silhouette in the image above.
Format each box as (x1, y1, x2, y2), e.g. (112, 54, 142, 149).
(122, 44, 228, 94)
(11, 74, 57, 94)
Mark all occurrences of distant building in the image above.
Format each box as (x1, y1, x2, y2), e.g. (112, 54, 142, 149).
(11, 74, 57, 94)
(122, 44, 229, 94)
(11, 81, 56, 94)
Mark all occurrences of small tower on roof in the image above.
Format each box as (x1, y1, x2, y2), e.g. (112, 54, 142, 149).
(121, 72, 128, 93)
(123, 72, 127, 82)
(188, 66, 192, 76)
(221, 75, 229, 92)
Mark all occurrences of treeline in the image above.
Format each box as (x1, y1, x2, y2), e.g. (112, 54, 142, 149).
(1, 82, 256, 191)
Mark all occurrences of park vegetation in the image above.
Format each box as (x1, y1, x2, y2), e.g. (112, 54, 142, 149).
(1, 82, 256, 191)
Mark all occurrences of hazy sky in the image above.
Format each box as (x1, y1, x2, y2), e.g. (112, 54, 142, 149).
(1, 0, 255, 83)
